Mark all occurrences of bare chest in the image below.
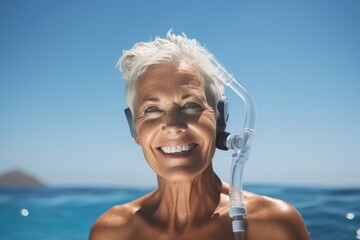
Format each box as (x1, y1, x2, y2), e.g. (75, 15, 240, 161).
(128, 217, 234, 240)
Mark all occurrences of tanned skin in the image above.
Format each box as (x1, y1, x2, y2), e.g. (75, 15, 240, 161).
(90, 63, 310, 240)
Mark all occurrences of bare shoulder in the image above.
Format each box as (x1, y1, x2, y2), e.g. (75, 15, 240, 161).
(89, 203, 137, 240)
(244, 192, 310, 240)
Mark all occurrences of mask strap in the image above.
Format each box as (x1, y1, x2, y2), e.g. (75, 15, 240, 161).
(124, 108, 137, 138)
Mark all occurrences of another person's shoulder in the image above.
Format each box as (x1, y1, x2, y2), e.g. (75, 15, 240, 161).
(89, 203, 136, 240)
(245, 192, 310, 240)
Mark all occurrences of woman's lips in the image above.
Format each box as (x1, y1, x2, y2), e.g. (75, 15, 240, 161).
(157, 143, 197, 158)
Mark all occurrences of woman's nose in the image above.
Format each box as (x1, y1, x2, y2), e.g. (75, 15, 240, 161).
(161, 111, 187, 135)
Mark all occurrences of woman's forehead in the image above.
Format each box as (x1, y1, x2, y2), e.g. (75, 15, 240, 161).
(135, 63, 206, 96)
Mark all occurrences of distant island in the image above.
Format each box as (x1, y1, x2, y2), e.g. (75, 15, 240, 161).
(0, 170, 46, 186)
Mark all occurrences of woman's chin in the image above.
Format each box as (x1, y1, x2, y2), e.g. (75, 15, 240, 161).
(157, 165, 208, 182)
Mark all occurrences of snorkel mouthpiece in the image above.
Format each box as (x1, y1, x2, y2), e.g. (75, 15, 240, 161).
(206, 51, 256, 237)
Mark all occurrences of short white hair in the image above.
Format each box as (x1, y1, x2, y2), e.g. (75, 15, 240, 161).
(117, 30, 225, 113)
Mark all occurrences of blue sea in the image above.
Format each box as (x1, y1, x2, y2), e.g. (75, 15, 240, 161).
(0, 185, 359, 240)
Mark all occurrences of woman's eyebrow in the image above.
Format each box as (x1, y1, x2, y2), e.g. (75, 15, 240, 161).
(181, 94, 192, 100)
(181, 92, 204, 101)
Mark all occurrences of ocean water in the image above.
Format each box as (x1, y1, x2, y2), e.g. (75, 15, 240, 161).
(0, 185, 359, 240)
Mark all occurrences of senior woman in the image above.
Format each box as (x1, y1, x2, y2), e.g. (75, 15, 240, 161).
(89, 31, 309, 240)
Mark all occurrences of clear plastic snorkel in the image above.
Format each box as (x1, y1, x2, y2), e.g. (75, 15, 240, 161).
(206, 51, 256, 239)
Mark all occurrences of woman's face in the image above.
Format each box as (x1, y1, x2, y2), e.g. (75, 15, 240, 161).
(133, 62, 217, 182)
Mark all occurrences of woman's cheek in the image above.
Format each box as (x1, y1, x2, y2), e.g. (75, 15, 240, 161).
(136, 119, 162, 172)
(199, 110, 217, 157)
(200, 109, 217, 133)
(136, 118, 161, 146)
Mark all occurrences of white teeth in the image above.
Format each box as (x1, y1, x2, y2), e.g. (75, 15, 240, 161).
(160, 144, 195, 154)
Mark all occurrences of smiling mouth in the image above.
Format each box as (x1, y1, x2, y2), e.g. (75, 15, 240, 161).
(158, 144, 197, 155)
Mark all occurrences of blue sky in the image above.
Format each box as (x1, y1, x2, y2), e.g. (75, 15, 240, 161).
(1, 0, 359, 187)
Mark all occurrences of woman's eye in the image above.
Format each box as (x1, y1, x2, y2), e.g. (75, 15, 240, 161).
(184, 102, 202, 109)
(144, 106, 160, 113)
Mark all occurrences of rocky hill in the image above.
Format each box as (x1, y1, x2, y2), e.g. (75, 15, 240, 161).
(0, 170, 45, 186)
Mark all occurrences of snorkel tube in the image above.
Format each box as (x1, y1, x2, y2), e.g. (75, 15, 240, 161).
(207, 53, 256, 239)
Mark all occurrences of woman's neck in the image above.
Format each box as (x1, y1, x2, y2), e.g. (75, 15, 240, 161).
(152, 165, 222, 233)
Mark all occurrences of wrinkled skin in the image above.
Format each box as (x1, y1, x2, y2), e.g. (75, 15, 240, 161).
(90, 62, 310, 240)
(133, 62, 218, 183)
